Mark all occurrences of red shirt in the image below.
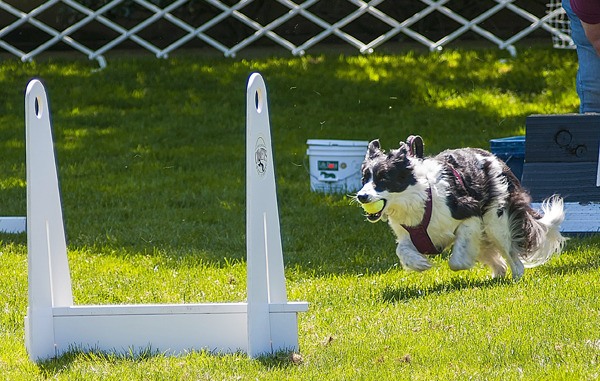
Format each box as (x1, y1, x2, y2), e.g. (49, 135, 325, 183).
(571, 0, 600, 24)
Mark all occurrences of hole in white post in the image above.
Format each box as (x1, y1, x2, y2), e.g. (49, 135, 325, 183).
(34, 96, 42, 119)
(254, 90, 262, 114)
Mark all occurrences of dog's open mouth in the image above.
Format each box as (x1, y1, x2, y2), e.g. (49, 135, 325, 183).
(361, 199, 386, 223)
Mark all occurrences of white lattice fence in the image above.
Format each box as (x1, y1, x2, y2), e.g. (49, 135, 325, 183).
(547, 0, 575, 49)
(0, 0, 575, 69)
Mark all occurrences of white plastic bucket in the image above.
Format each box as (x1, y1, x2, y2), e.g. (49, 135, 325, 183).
(306, 139, 368, 193)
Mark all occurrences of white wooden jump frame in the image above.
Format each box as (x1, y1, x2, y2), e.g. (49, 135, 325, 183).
(24, 74, 308, 361)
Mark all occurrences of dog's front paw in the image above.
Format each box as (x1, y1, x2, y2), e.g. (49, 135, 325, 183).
(448, 250, 476, 271)
(396, 244, 432, 272)
(400, 256, 433, 272)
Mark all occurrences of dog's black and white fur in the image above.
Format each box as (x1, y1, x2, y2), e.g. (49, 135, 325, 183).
(356, 138, 565, 280)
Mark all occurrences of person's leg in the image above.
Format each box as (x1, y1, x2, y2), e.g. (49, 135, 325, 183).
(563, 0, 600, 113)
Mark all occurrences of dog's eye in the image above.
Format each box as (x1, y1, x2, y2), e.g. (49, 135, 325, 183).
(373, 172, 390, 191)
(361, 169, 372, 185)
(373, 164, 416, 193)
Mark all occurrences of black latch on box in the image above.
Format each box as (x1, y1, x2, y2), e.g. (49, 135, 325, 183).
(522, 114, 600, 203)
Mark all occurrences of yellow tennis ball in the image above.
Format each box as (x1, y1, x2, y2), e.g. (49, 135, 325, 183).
(362, 200, 385, 214)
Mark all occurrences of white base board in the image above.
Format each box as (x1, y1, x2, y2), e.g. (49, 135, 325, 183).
(0, 217, 25, 233)
(25, 302, 307, 357)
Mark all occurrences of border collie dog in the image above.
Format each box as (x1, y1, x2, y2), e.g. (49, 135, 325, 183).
(356, 138, 565, 280)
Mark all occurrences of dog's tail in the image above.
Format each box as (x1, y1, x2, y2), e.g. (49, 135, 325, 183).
(515, 195, 566, 268)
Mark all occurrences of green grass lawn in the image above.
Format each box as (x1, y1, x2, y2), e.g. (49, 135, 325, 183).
(1, 46, 599, 380)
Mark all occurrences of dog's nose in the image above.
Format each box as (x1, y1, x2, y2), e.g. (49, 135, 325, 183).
(357, 193, 370, 204)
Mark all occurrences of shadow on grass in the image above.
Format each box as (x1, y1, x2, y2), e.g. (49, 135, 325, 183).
(536, 257, 600, 277)
(1, 50, 587, 276)
(37, 346, 302, 377)
(0, 232, 26, 245)
(532, 236, 600, 276)
(37, 346, 163, 377)
(381, 276, 512, 303)
(256, 350, 304, 369)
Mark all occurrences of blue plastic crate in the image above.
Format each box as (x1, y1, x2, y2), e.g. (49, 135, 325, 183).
(490, 136, 525, 181)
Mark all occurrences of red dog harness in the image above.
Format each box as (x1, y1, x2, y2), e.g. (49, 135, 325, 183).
(401, 187, 439, 254)
(401, 136, 465, 255)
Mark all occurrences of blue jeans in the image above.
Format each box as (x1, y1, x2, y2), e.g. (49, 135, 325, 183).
(563, 0, 600, 113)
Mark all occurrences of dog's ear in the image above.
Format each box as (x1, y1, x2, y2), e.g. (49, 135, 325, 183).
(391, 144, 411, 166)
(406, 135, 424, 158)
(366, 139, 382, 159)
(397, 141, 409, 156)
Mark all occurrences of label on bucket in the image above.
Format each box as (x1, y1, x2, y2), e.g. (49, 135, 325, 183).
(306, 139, 368, 193)
(318, 160, 338, 171)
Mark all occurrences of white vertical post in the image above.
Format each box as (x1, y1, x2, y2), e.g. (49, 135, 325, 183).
(246, 73, 289, 357)
(24, 79, 73, 361)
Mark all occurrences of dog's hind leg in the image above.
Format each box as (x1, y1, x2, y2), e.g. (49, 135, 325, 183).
(483, 212, 525, 280)
(507, 254, 525, 280)
(477, 240, 508, 278)
(448, 217, 482, 272)
(492, 243, 524, 280)
(396, 239, 432, 272)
